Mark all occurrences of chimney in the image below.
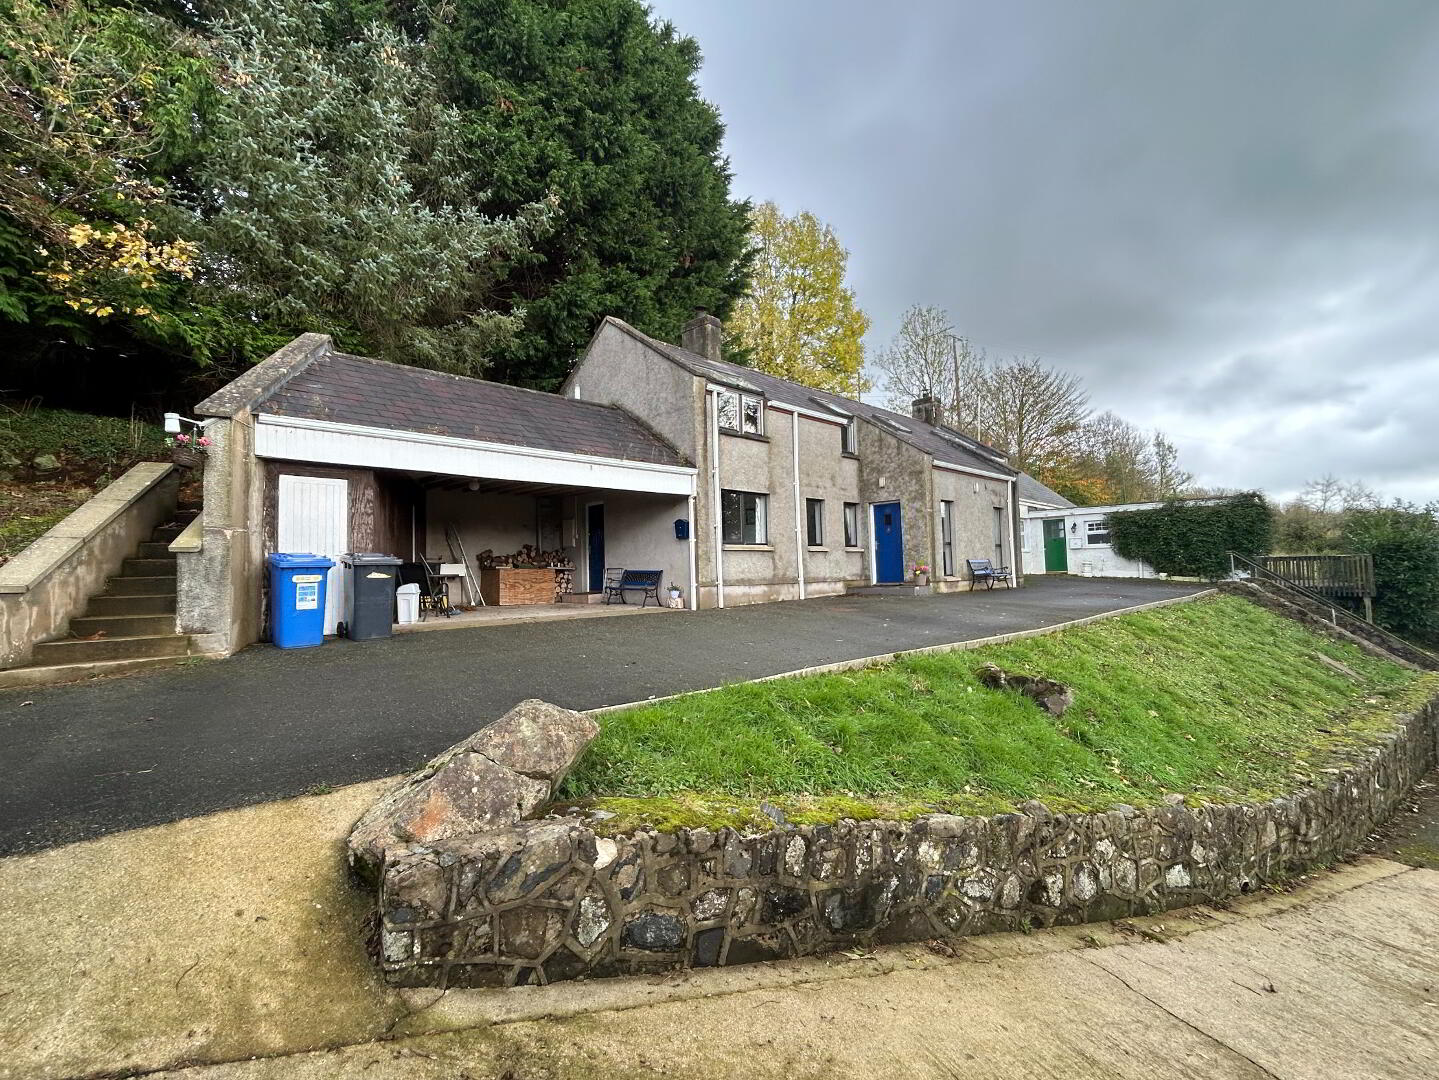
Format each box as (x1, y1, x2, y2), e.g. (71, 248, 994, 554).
(911, 394, 942, 427)
(681, 307, 723, 363)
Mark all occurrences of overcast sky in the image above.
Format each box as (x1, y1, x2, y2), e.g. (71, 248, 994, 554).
(646, 0, 1439, 503)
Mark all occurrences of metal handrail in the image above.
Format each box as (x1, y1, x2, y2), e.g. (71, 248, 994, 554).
(1227, 550, 1429, 660)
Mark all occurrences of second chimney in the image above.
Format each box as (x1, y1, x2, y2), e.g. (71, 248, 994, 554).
(681, 308, 723, 363)
(911, 394, 942, 427)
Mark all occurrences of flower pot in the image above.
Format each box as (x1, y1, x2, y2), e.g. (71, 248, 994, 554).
(914, 574, 930, 587)
(170, 447, 202, 470)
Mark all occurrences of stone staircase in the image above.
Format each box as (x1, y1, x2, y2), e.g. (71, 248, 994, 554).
(0, 511, 201, 688)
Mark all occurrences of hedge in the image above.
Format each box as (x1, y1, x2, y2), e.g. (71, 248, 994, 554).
(1108, 493, 1272, 579)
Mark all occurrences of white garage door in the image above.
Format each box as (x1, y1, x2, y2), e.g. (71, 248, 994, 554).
(277, 474, 348, 635)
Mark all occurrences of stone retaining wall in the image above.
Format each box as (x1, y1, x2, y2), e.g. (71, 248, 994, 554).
(375, 695, 1439, 989)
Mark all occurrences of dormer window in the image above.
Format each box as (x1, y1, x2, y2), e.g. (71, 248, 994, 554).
(841, 418, 858, 455)
(717, 388, 764, 436)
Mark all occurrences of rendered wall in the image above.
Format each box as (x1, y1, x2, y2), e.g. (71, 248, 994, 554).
(376, 695, 1439, 989)
(0, 462, 178, 668)
(930, 469, 1011, 589)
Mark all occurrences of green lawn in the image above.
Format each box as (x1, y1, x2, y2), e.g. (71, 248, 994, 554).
(557, 595, 1433, 833)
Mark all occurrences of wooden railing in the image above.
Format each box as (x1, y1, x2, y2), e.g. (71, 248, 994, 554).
(1253, 554, 1375, 599)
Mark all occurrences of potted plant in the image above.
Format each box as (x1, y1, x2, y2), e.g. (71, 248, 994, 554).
(912, 563, 930, 586)
(667, 584, 684, 607)
(165, 432, 211, 469)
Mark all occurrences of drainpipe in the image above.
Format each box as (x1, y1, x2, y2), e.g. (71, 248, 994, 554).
(687, 492, 699, 610)
(790, 407, 806, 600)
(1006, 477, 1018, 581)
(707, 387, 725, 608)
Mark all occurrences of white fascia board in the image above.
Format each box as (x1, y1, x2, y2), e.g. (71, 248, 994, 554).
(255, 414, 696, 496)
(932, 459, 1016, 483)
(766, 399, 847, 427)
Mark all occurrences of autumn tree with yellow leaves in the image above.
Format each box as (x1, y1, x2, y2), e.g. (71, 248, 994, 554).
(727, 201, 872, 395)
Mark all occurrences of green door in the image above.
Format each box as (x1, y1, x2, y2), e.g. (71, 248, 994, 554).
(1043, 519, 1068, 572)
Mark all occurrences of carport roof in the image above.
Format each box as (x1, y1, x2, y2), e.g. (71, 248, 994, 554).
(253, 348, 688, 468)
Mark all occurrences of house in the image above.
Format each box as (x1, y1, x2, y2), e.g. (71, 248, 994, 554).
(1015, 473, 1077, 575)
(1023, 497, 1221, 579)
(173, 313, 1020, 655)
(566, 312, 1019, 607)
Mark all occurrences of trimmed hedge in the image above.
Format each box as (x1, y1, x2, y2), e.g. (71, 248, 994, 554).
(1343, 504, 1439, 642)
(1109, 493, 1272, 579)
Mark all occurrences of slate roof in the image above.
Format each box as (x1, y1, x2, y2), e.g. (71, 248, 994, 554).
(257, 350, 688, 468)
(603, 318, 1016, 478)
(1016, 472, 1074, 508)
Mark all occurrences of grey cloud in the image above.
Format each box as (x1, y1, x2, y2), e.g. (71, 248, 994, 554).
(650, 0, 1439, 502)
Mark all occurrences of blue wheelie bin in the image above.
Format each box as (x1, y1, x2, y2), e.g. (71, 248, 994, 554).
(268, 552, 335, 648)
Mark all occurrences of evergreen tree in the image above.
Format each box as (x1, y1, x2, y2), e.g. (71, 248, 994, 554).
(412, 0, 752, 387)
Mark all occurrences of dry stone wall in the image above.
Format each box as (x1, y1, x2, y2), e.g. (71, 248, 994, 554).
(373, 696, 1439, 989)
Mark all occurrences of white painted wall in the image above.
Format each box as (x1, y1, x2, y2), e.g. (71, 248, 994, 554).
(1024, 507, 1163, 579)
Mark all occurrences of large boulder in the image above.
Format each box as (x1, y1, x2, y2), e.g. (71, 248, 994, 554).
(348, 699, 599, 879)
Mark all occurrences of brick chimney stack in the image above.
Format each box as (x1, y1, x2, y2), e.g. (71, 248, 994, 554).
(911, 394, 942, 427)
(681, 308, 723, 363)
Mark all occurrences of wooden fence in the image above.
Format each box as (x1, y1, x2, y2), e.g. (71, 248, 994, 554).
(1253, 554, 1376, 616)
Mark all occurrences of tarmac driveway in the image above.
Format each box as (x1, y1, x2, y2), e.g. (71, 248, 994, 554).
(0, 576, 1204, 854)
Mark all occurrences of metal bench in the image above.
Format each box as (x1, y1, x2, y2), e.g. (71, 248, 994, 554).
(966, 558, 1013, 590)
(604, 568, 663, 607)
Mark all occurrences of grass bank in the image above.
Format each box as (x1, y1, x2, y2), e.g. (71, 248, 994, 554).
(557, 595, 1434, 834)
(0, 402, 168, 564)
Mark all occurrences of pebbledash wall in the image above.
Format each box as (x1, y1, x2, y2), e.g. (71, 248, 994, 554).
(376, 693, 1439, 989)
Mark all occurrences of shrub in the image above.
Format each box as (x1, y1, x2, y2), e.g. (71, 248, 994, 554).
(1343, 503, 1439, 642)
(1108, 493, 1272, 579)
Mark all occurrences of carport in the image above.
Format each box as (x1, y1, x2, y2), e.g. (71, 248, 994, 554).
(176, 334, 698, 653)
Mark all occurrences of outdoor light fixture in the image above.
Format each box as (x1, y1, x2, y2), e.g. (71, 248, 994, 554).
(163, 412, 212, 435)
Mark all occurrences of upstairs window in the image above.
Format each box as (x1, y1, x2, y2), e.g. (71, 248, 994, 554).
(806, 498, 825, 547)
(841, 419, 858, 455)
(1085, 519, 1111, 546)
(722, 490, 769, 545)
(717, 389, 765, 435)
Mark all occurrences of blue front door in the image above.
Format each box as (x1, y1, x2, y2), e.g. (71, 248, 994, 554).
(587, 503, 605, 592)
(873, 502, 904, 583)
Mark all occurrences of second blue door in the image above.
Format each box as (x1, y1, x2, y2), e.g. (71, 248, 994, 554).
(587, 503, 605, 592)
(873, 502, 904, 583)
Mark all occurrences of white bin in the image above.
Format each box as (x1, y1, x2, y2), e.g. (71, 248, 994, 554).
(396, 583, 421, 625)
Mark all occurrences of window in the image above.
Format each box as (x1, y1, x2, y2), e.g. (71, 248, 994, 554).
(841, 419, 858, 455)
(993, 506, 1006, 564)
(806, 498, 825, 547)
(722, 490, 768, 545)
(716, 390, 739, 431)
(717, 389, 764, 435)
(1085, 518, 1111, 546)
(742, 396, 764, 435)
(939, 500, 955, 577)
(843, 502, 860, 548)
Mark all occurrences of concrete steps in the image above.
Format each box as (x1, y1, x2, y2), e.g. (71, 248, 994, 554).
(2, 511, 200, 686)
(0, 654, 203, 690)
(85, 594, 176, 616)
(846, 583, 934, 597)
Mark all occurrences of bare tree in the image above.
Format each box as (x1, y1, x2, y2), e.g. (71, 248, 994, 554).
(982, 356, 1090, 473)
(877, 305, 959, 411)
(1152, 432, 1194, 499)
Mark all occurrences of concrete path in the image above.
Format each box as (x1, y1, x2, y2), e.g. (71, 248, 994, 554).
(0, 576, 1202, 854)
(1, 779, 1435, 1080)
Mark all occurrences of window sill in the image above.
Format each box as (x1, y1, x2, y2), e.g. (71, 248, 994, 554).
(723, 544, 774, 551)
(841, 451, 860, 460)
(719, 429, 770, 443)
(844, 546, 864, 552)
(807, 546, 828, 552)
